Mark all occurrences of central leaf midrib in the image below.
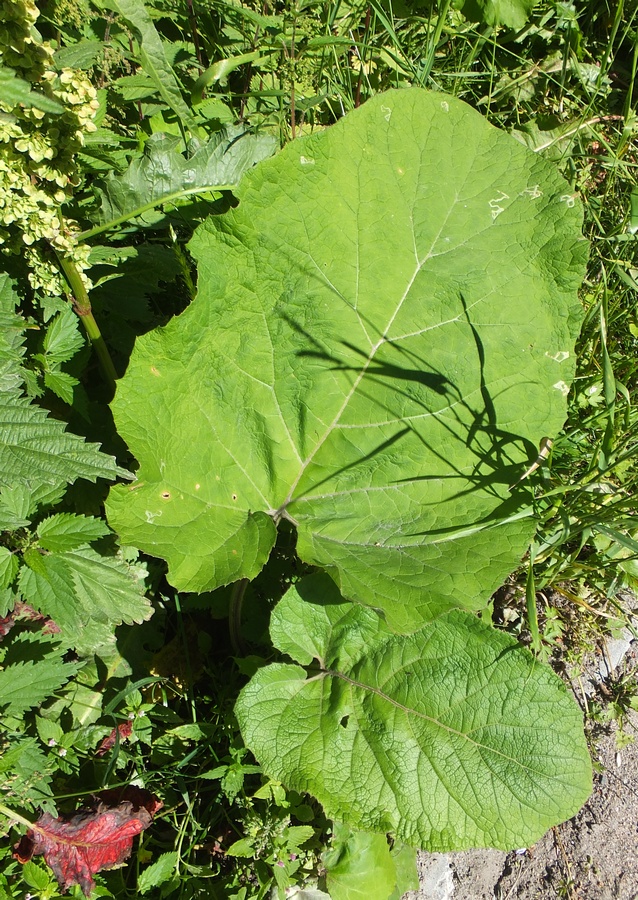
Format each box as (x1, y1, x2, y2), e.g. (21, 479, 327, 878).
(325, 668, 553, 778)
(280, 198, 460, 513)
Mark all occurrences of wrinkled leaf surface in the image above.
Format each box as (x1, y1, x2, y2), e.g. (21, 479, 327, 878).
(107, 89, 586, 629)
(236, 574, 592, 850)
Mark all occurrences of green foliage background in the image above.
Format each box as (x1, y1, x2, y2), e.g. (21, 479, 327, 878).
(1, 0, 637, 896)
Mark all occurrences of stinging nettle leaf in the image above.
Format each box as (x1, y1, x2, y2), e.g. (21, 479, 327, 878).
(106, 89, 587, 630)
(235, 574, 592, 851)
(37, 514, 111, 552)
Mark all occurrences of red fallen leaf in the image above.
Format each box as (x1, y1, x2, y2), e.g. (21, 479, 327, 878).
(95, 721, 134, 757)
(0, 602, 60, 641)
(14, 786, 162, 896)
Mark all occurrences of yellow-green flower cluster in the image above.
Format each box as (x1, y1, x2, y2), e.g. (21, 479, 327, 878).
(0, 0, 98, 294)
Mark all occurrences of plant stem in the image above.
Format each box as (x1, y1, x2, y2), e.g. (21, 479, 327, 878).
(229, 578, 249, 656)
(0, 803, 34, 831)
(55, 252, 118, 392)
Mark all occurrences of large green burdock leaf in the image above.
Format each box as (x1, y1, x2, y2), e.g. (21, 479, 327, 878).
(106, 89, 587, 630)
(235, 574, 592, 850)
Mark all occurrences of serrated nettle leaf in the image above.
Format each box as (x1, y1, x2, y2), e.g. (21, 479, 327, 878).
(0, 275, 27, 391)
(0, 547, 19, 589)
(137, 852, 178, 894)
(0, 389, 132, 495)
(0, 654, 81, 715)
(43, 371, 79, 406)
(87, 127, 277, 236)
(236, 575, 592, 851)
(37, 514, 111, 552)
(42, 307, 85, 364)
(107, 89, 587, 630)
(20, 545, 151, 642)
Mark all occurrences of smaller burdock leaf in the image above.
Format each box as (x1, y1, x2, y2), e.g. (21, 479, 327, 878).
(14, 786, 163, 897)
(236, 573, 592, 851)
(137, 851, 177, 894)
(0, 547, 19, 589)
(43, 371, 79, 405)
(37, 514, 110, 552)
(42, 307, 85, 364)
(0, 654, 80, 715)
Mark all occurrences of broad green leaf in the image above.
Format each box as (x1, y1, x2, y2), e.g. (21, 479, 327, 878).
(452, 0, 534, 28)
(235, 574, 592, 851)
(20, 545, 151, 645)
(101, 0, 198, 129)
(0, 66, 64, 114)
(37, 514, 110, 551)
(323, 824, 400, 900)
(138, 852, 178, 894)
(107, 90, 586, 629)
(85, 128, 277, 238)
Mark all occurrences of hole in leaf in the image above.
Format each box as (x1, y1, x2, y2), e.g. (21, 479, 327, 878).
(339, 715, 349, 729)
(231, 493, 237, 501)
(161, 492, 171, 500)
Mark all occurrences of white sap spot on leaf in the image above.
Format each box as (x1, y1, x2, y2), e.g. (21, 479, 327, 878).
(397, 166, 405, 176)
(489, 191, 510, 220)
(520, 185, 543, 199)
(440, 100, 449, 112)
(553, 380, 570, 396)
(380, 105, 392, 121)
(145, 510, 162, 523)
(299, 156, 315, 166)
(150, 366, 161, 376)
(560, 194, 576, 208)
(545, 350, 570, 363)
(195, 483, 201, 490)
(160, 459, 166, 473)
